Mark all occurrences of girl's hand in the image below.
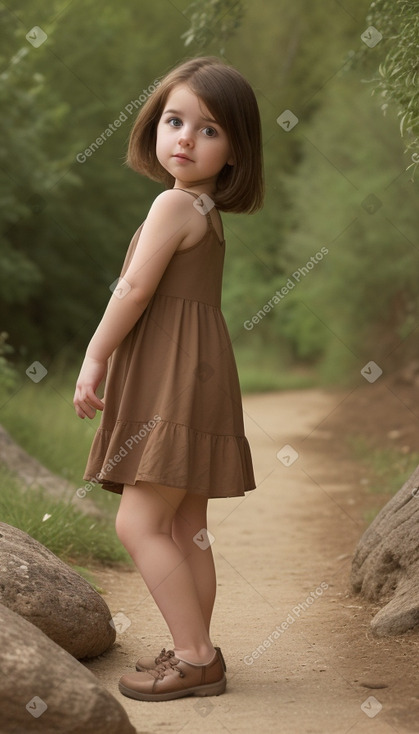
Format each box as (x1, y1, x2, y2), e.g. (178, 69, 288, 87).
(73, 356, 107, 419)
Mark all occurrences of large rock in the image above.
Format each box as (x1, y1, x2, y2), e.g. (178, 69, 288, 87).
(0, 522, 116, 658)
(351, 464, 419, 635)
(0, 602, 136, 734)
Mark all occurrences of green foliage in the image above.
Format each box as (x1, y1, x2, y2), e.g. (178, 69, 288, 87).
(0, 333, 17, 392)
(215, 0, 375, 382)
(0, 0, 184, 360)
(234, 343, 317, 392)
(0, 466, 131, 566)
(0, 11, 74, 312)
(182, 0, 245, 52)
(351, 0, 419, 178)
(1, 0, 418, 391)
(274, 72, 419, 382)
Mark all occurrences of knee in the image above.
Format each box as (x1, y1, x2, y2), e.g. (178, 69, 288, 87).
(115, 505, 165, 555)
(115, 505, 136, 552)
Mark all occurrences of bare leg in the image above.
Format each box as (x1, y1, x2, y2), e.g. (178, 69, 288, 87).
(115, 481, 215, 664)
(172, 493, 216, 635)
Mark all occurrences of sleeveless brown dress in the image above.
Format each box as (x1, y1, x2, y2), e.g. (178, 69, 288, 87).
(83, 190, 256, 498)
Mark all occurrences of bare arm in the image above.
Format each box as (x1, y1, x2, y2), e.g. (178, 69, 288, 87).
(73, 190, 195, 419)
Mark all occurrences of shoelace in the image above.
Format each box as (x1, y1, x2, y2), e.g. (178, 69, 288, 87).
(152, 655, 185, 681)
(155, 648, 175, 665)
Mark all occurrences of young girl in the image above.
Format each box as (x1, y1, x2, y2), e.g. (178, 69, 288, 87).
(74, 56, 264, 701)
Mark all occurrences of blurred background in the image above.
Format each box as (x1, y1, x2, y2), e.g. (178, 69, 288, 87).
(1, 0, 418, 564)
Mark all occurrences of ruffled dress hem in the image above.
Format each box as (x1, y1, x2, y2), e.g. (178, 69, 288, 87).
(83, 417, 256, 498)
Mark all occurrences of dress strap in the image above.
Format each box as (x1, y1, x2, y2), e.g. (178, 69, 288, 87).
(172, 188, 222, 244)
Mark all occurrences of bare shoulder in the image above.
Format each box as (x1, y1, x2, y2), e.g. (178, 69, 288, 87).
(147, 189, 196, 223)
(146, 189, 208, 248)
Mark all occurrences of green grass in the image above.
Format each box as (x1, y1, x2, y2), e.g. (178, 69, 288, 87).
(348, 434, 419, 494)
(235, 345, 318, 392)
(0, 363, 133, 570)
(0, 366, 98, 483)
(0, 365, 120, 516)
(239, 365, 317, 392)
(70, 565, 107, 592)
(0, 465, 132, 567)
(347, 434, 419, 522)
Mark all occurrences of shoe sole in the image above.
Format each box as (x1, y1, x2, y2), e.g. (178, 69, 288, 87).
(135, 646, 227, 673)
(119, 675, 226, 701)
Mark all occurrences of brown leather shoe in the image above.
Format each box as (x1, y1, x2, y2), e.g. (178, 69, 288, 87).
(135, 646, 227, 673)
(135, 647, 175, 672)
(120, 649, 226, 701)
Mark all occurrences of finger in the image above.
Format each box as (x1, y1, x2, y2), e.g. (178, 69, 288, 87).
(84, 391, 105, 411)
(83, 402, 97, 420)
(74, 405, 87, 419)
(73, 396, 85, 419)
(75, 390, 103, 412)
(74, 399, 96, 420)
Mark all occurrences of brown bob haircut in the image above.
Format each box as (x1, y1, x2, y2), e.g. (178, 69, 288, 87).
(126, 57, 264, 214)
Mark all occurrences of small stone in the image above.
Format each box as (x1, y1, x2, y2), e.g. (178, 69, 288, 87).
(387, 430, 401, 439)
(360, 681, 389, 689)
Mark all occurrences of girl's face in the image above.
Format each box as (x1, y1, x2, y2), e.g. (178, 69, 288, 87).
(156, 84, 234, 194)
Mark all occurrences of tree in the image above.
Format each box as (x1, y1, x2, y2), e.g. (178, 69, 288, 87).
(271, 73, 419, 383)
(181, 0, 245, 53)
(350, 0, 419, 179)
(0, 0, 185, 360)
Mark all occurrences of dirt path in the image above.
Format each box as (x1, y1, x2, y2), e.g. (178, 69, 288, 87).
(83, 389, 419, 734)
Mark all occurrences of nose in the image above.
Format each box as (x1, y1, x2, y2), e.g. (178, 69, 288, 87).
(177, 126, 194, 148)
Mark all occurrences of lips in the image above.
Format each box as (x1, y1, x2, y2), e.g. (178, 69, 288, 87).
(173, 154, 193, 161)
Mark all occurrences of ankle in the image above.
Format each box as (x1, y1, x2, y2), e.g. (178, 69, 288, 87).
(173, 644, 216, 665)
